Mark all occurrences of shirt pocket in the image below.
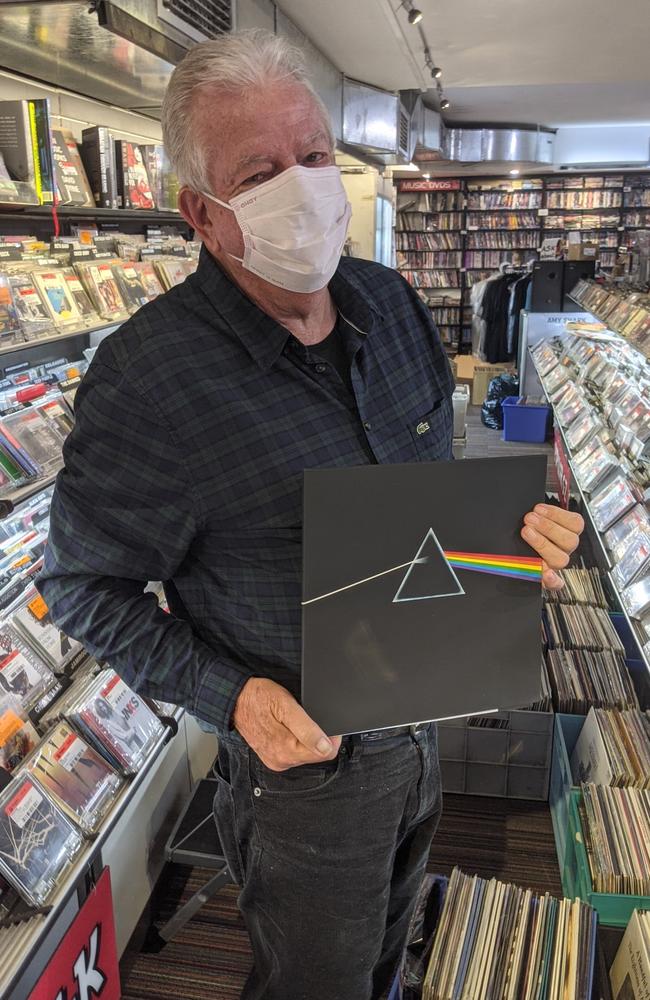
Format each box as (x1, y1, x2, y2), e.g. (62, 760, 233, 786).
(408, 395, 454, 461)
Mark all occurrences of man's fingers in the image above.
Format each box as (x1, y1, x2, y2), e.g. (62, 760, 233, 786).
(542, 567, 564, 590)
(533, 504, 584, 535)
(274, 692, 338, 758)
(521, 524, 571, 570)
(523, 511, 580, 555)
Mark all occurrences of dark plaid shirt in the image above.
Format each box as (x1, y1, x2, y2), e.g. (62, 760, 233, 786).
(38, 249, 454, 734)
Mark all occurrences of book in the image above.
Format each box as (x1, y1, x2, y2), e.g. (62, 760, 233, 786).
(141, 144, 164, 209)
(80, 126, 117, 210)
(610, 909, 650, 1000)
(22, 721, 123, 835)
(31, 268, 81, 328)
(0, 102, 35, 186)
(0, 773, 83, 906)
(27, 99, 54, 206)
(12, 588, 83, 674)
(116, 141, 154, 210)
(50, 129, 94, 208)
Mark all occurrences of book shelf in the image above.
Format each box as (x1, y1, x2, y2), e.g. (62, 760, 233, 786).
(395, 171, 649, 355)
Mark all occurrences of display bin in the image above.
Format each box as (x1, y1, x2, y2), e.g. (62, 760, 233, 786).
(437, 709, 554, 800)
(564, 790, 650, 927)
(502, 396, 550, 443)
(551, 714, 650, 927)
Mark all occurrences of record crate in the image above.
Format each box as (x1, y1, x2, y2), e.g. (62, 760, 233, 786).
(437, 709, 554, 800)
(550, 713, 650, 927)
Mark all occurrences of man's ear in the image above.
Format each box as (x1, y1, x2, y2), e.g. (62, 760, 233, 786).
(178, 188, 223, 251)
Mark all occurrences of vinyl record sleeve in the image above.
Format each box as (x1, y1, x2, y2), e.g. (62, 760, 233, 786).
(12, 588, 83, 673)
(22, 721, 123, 835)
(0, 774, 83, 906)
(302, 455, 546, 735)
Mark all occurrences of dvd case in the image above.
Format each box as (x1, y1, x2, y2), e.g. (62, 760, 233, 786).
(23, 721, 123, 835)
(0, 694, 38, 773)
(132, 261, 165, 300)
(0, 774, 83, 906)
(111, 262, 149, 313)
(74, 261, 129, 322)
(60, 268, 99, 328)
(1, 407, 63, 478)
(31, 269, 81, 329)
(0, 621, 58, 711)
(12, 587, 83, 674)
(7, 273, 51, 340)
(70, 669, 164, 774)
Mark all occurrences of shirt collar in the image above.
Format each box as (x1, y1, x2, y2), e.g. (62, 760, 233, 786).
(195, 247, 383, 372)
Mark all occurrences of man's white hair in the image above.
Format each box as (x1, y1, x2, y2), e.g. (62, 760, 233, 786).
(161, 28, 335, 193)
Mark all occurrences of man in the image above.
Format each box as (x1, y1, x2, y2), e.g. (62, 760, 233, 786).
(38, 29, 583, 1000)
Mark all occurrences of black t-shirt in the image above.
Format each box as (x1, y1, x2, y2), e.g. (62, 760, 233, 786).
(310, 314, 354, 397)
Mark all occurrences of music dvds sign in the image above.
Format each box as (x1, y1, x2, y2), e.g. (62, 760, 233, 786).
(28, 867, 120, 1000)
(397, 178, 461, 192)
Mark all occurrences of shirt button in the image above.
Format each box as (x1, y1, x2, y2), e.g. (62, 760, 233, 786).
(315, 363, 327, 374)
(363, 420, 372, 431)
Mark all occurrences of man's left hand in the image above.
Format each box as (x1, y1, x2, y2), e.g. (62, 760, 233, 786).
(521, 504, 584, 591)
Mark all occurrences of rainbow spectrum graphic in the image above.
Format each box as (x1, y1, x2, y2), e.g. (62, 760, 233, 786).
(444, 550, 543, 582)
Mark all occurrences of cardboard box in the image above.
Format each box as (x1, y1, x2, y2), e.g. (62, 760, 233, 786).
(566, 241, 597, 261)
(471, 363, 514, 406)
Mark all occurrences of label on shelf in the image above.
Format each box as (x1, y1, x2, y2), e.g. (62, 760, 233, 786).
(538, 208, 549, 216)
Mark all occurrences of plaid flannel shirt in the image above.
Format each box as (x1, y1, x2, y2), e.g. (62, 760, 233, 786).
(38, 249, 454, 734)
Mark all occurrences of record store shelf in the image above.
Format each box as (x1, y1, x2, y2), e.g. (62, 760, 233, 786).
(531, 351, 650, 685)
(0, 320, 120, 360)
(0, 708, 184, 999)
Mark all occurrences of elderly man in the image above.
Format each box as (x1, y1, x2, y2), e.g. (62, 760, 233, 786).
(38, 28, 583, 1000)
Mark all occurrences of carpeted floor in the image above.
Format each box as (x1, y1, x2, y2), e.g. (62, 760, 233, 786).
(121, 408, 563, 999)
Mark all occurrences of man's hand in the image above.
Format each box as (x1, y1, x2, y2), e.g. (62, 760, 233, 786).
(233, 677, 342, 771)
(521, 503, 584, 591)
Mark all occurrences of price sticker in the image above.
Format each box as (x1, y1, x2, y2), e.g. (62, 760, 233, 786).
(6, 781, 43, 828)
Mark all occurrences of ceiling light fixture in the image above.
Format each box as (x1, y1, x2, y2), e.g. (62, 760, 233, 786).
(408, 6, 423, 24)
(423, 173, 431, 179)
(440, 98, 450, 111)
(431, 66, 442, 80)
(509, 169, 520, 176)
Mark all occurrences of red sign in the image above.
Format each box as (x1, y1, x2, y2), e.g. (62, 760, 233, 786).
(397, 179, 461, 192)
(29, 868, 120, 1000)
(553, 428, 572, 510)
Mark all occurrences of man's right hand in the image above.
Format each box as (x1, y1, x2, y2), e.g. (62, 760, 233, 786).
(232, 677, 342, 771)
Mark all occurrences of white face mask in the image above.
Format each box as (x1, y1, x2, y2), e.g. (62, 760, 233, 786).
(203, 164, 352, 294)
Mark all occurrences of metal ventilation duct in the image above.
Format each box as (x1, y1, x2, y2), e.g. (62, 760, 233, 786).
(442, 127, 554, 165)
(341, 78, 414, 164)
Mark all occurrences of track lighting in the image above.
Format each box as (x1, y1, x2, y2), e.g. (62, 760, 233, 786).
(431, 66, 442, 80)
(408, 7, 423, 24)
(440, 98, 450, 111)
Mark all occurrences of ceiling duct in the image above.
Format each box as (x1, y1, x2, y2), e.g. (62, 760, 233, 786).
(342, 78, 414, 165)
(442, 127, 554, 165)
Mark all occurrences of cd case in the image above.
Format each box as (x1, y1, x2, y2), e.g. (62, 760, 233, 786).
(0, 621, 59, 712)
(12, 588, 84, 674)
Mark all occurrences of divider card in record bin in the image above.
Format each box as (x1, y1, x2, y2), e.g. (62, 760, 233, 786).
(302, 456, 546, 736)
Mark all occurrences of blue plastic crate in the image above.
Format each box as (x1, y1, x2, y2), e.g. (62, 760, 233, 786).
(502, 396, 550, 443)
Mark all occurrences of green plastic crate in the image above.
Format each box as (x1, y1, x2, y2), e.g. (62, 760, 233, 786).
(564, 789, 650, 928)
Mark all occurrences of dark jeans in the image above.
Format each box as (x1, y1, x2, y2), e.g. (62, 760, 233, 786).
(213, 725, 442, 1000)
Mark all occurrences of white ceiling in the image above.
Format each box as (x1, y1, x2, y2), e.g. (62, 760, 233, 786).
(278, 0, 650, 128)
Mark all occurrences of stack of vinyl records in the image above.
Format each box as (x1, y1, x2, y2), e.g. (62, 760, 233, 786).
(422, 867, 597, 1000)
(609, 909, 650, 999)
(42, 668, 164, 774)
(544, 566, 609, 609)
(543, 597, 637, 713)
(581, 784, 650, 895)
(570, 706, 650, 787)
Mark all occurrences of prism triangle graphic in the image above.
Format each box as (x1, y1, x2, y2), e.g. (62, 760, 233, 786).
(393, 528, 465, 603)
